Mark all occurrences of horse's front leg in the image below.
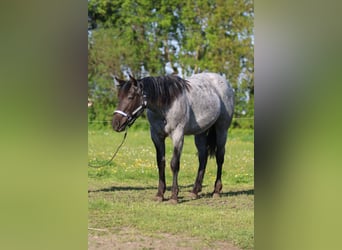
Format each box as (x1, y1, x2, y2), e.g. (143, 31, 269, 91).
(151, 132, 166, 202)
(170, 131, 184, 204)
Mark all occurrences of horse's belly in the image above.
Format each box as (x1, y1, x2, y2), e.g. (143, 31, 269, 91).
(184, 96, 221, 135)
(184, 114, 219, 135)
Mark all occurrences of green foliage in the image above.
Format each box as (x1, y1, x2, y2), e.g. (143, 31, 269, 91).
(88, 0, 254, 128)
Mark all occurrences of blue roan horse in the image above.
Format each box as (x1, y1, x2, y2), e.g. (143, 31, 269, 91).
(112, 73, 234, 203)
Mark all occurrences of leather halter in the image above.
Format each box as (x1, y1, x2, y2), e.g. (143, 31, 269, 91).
(113, 94, 147, 128)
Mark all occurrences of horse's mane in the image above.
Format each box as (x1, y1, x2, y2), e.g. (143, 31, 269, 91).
(141, 75, 191, 106)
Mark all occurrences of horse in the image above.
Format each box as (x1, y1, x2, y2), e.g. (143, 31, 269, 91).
(112, 73, 234, 203)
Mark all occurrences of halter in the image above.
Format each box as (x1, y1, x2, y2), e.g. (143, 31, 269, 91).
(113, 94, 147, 127)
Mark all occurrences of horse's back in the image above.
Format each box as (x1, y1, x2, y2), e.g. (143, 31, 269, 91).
(187, 73, 234, 104)
(184, 73, 234, 134)
(198, 73, 234, 121)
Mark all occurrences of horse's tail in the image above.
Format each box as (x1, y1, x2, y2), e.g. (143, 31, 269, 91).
(207, 126, 217, 158)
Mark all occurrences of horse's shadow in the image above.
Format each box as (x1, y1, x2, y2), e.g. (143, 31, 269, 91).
(88, 184, 194, 193)
(176, 188, 254, 204)
(202, 188, 254, 198)
(88, 186, 156, 193)
(89, 185, 254, 204)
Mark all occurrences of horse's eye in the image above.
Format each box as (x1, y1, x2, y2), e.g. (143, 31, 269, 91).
(128, 96, 134, 100)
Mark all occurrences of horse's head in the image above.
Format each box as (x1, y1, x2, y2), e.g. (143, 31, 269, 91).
(112, 75, 146, 132)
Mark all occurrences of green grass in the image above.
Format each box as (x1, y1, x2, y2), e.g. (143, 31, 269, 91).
(88, 124, 254, 249)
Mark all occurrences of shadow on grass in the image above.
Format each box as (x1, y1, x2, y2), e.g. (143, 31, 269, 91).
(177, 188, 254, 204)
(89, 185, 253, 204)
(88, 184, 195, 193)
(212, 189, 254, 197)
(221, 189, 254, 196)
(196, 188, 254, 199)
(88, 186, 155, 193)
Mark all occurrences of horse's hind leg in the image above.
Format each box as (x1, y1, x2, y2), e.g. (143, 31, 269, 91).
(213, 128, 228, 198)
(191, 132, 208, 198)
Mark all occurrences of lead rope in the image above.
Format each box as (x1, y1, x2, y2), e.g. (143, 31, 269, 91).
(88, 128, 128, 168)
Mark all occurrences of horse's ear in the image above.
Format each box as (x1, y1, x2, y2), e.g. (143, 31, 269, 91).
(129, 74, 138, 86)
(111, 73, 126, 87)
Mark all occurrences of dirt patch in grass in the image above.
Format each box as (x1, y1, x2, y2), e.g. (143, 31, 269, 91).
(88, 227, 241, 250)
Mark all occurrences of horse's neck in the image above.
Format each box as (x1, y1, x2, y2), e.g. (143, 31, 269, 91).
(143, 88, 165, 114)
(143, 85, 188, 121)
(146, 101, 166, 117)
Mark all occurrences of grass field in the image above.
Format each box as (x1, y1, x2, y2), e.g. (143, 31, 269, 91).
(88, 122, 254, 249)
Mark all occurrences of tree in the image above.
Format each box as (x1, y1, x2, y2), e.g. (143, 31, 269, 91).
(88, 0, 254, 128)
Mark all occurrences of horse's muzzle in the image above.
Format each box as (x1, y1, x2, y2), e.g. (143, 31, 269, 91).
(112, 115, 128, 132)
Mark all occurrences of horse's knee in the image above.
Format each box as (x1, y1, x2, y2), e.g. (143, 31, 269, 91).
(170, 158, 180, 172)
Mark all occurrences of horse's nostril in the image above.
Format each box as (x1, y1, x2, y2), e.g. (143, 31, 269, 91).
(112, 119, 120, 130)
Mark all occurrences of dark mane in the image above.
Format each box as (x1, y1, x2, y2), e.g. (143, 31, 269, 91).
(141, 75, 191, 106)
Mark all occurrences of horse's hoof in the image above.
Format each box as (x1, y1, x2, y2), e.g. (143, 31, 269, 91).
(189, 192, 199, 199)
(154, 196, 164, 202)
(212, 193, 221, 199)
(168, 198, 178, 205)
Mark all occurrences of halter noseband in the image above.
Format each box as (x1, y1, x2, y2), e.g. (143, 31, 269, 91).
(113, 94, 147, 127)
